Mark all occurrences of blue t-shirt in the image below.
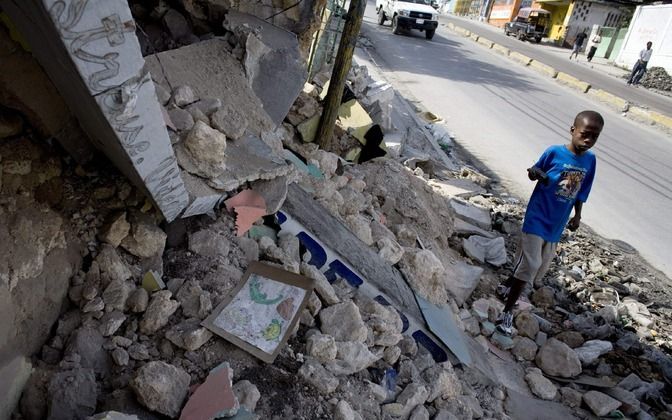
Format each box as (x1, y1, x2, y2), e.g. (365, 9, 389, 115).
(522, 145, 596, 243)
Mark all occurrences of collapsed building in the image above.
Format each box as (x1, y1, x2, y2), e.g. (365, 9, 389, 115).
(1, 1, 672, 420)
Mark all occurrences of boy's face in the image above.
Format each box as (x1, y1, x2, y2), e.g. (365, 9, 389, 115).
(570, 117, 602, 154)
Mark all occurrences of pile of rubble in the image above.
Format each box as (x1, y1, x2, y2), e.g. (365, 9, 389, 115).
(640, 67, 672, 92)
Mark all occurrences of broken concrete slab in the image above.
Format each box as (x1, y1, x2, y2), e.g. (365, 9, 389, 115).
(415, 294, 471, 366)
(145, 38, 275, 135)
(0, 357, 32, 420)
(505, 389, 578, 420)
(224, 11, 307, 127)
(443, 260, 483, 306)
(462, 236, 507, 266)
(453, 218, 496, 239)
(449, 199, 491, 231)
(430, 179, 486, 199)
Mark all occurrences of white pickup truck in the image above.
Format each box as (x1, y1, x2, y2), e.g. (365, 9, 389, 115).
(375, 0, 439, 40)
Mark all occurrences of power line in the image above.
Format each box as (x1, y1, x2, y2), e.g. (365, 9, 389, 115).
(265, 0, 304, 21)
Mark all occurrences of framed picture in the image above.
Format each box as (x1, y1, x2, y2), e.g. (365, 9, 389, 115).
(202, 261, 314, 363)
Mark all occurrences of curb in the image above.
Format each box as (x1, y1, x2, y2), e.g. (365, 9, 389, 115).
(445, 21, 672, 133)
(492, 43, 510, 56)
(556, 72, 591, 93)
(587, 89, 628, 111)
(509, 51, 532, 66)
(529, 60, 558, 78)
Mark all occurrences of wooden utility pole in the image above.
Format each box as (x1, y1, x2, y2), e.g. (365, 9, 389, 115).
(316, 0, 366, 149)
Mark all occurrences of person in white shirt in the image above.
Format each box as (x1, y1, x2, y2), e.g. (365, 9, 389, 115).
(586, 31, 601, 62)
(627, 41, 653, 86)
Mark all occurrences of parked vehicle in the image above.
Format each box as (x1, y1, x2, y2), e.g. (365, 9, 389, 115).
(504, 8, 550, 43)
(376, 0, 440, 40)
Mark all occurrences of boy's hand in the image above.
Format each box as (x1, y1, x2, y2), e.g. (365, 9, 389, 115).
(567, 215, 581, 231)
(527, 167, 549, 185)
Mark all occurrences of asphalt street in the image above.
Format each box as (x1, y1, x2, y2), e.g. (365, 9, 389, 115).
(438, 14, 672, 116)
(359, 0, 672, 278)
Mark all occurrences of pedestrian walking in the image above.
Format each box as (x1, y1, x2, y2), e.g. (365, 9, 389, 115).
(586, 31, 601, 62)
(569, 30, 588, 60)
(627, 41, 653, 86)
(495, 111, 603, 336)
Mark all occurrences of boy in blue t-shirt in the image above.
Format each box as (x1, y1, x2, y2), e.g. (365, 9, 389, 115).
(496, 110, 604, 335)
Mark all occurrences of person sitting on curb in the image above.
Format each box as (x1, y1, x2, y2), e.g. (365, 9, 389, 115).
(495, 110, 603, 336)
(627, 41, 653, 86)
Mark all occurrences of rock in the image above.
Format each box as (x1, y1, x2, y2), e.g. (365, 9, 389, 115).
(377, 237, 404, 265)
(356, 295, 403, 347)
(535, 331, 548, 347)
(574, 340, 613, 365)
(319, 300, 368, 342)
(100, 213, 130, 247)
(326, 341, 379, 375)
(210, 105, 247, 140)
(171, 85, 197, 107)
(194, 98, 221, 116)
(154, 84, 171, 105)
(443, 261, 483, 306)
(121, 222, 167, 258)
(167, 107, 195, 131)
(82, 297, 105, 313)
(99, 311, 126, 337)
(65, 327, 109, 375)
(127, 343, 150, 361)
(396, 382, 430, 417)
(180, 362, 239, 419)
(232, 380, 260, 412)
(309, 150, 339, 178)
(605, 387, 640, 416)
(462, 236, 507, 266)
(512, 337, 538, 361)
(139, 290, 180, 334)
(95, 245, 132, 282)
(422, 363, 462, 401)
(383, 346, 402, 364)
(554, 331, 584, 348)
(301, 263, 340, 305)
(126, 288, 149, 313)
(381, 403, 405, 417)
(162, 9, 191, 40)
(450, 199, 491, 230)
(620, 298, 654, 329)
(535, 338, 582, 378)
(298, 358, 339, 394)
(515, 312, 540, 339)
(188, 229, 230, 258)
(492, 332, 514, 350)
(525, 371, 557, 400)
(306, 333, 338, 362)
(175, 281, 213, 319)
(583, 390, 621, 417)
(307, 292, 322, 316)
(458, 395, 484, 419)
(130, 361, 190, 418)
(334, 400, 361, 420)
(182, 120, 227, 179)
(399, 336, 418, 357)
(47, 368, 97, 420)
(531, 287, 555, 309)
(235, 236, 259, 263)
(165, 318, 213, 351)
(560, 387, 583, 408)
(345, 215, 374, 246)
(618, 373, 645, 391)
(409, 405, 430, 420)
(400, 249, 448, 304)
(102, 279, 132, 312)
(111, 348, 130, 366)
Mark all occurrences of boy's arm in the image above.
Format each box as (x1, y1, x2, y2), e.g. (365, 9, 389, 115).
(567, 201, 583, 231)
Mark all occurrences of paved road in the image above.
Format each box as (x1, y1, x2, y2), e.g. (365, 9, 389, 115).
(359, 1, 672, 278)
(438, 15, 672, 116)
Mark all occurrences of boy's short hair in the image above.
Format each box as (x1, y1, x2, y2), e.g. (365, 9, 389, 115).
(574, 110, 604, 127)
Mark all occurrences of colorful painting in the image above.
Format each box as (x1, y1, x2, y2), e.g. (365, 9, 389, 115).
(212, 273, 307, 354)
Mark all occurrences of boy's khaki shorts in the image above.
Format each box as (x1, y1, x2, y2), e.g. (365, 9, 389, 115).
(512, 232, 557, 286)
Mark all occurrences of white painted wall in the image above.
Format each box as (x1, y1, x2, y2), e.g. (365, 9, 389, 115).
(565, 0, 628, 46)
(615, 4, 672, 73)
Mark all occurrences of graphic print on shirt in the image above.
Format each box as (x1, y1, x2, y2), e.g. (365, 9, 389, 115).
(556, 166, 586, 201)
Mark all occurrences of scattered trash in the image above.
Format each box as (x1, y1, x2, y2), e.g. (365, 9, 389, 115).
(224, 190, 267, 236)
(141, 270, 166, 292)
(180, 362, 239, 419)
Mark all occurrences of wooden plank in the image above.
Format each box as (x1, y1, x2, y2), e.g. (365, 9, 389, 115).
(283, 184, 422, 321)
